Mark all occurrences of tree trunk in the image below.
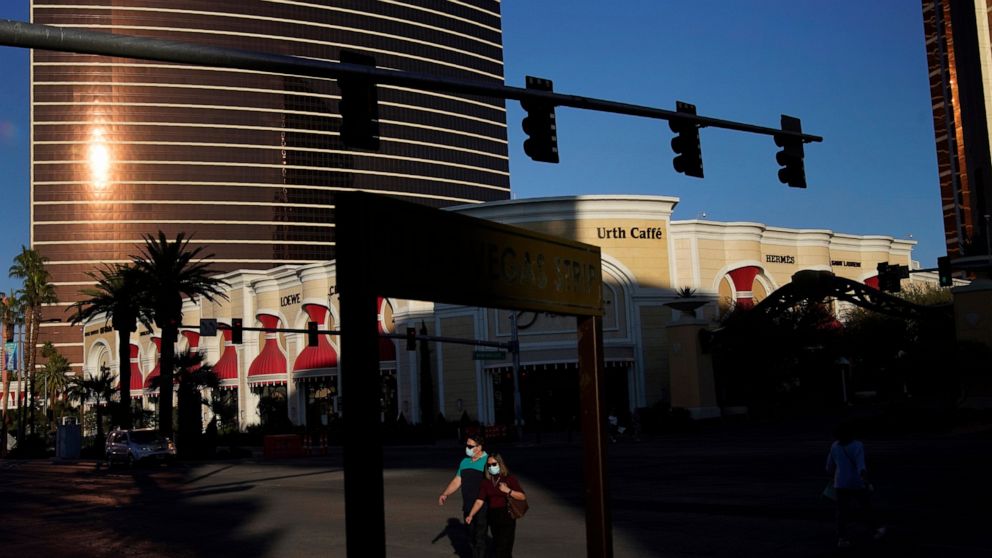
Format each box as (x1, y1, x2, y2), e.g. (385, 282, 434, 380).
(117, 327, 132, 429)
(1, 375, 7, 457)
(157, 325, 177, 437)
(23, 310, 34, 437)
(1, 340, 8, 457)
(95, 398, 105, 450)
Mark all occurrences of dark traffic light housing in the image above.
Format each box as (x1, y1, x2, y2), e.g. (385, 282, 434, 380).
(231, 317, 243, 345)
(307, 321, 319, 347)
(774, 115, 807, 188)
(521, 76, 559, 163)
(405, 327, 417, 351)
(338, 51, 380, 150)
(670, 101, 703, 178)
(876, 262, 909, 293)
(937, 256, 953, 287)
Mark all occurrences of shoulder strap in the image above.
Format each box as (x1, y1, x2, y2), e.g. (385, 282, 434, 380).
(840, 444, 858, 468)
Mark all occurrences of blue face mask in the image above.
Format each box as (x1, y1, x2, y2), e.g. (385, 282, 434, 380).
(488, 465, 500, 476)
(465, 446, 476, 458)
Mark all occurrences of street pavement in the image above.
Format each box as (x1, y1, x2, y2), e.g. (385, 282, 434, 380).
(1, 422, 989, 557)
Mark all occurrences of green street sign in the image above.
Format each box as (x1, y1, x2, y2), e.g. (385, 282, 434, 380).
(473, 350, 507, 360)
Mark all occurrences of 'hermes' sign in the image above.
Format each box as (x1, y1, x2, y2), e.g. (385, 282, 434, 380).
(597, 226, 663, 240)
(766, 254, 795, 264)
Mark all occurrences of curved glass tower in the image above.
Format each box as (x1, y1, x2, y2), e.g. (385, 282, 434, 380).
(31, 0, 509, 367)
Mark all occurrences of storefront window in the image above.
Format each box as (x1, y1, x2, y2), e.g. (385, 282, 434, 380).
(211, 389, 239, 431)
(380, 369, 397, 423)
(254, 385, 289, 430)
(303, 377, 338, 429)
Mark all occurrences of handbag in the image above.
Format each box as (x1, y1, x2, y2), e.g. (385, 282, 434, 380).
(821, 482, 837, 501)
(507, 495, 529, 519)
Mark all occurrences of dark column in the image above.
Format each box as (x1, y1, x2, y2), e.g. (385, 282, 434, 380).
(337, 195, 386, 558)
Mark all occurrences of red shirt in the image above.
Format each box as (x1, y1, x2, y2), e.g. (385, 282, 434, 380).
(477, 475, 524, 509)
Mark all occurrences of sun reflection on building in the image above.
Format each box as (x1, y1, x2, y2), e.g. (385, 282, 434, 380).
(87, 126, 110, 189)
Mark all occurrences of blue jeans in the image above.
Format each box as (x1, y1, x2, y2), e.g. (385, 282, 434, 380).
(835, 488, 879, 538)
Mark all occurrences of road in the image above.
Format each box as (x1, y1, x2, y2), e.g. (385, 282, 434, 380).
(2, 425, 988, 557)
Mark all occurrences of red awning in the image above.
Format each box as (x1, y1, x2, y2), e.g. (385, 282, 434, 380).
(378, 297, 396, 362)
(181, 330, 200, 351)
(728, 265, 760, 306)
(129, 343, 143, 397)
(181, 330, 202, 371)
(143, 337, 161, 389)
(294, 304, 338, 371)
(214, 327, 239, 388)
(865, 276, 879, 289)
(379, 337, 397, 362)
(248, 313, 287, 385)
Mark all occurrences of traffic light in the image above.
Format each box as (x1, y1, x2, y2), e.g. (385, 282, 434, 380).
(521, 75, 559, 163)
(774, 115, 806, 188)
(199, 318, 217, 338)
(307, 321, 319, 347)
(338, 50, 379, 150)
(876, 262, 909, 293)
(937, 256, 953, 287)
(405, 327, 417, 351)
(669, 101, 703, 178)
(231, 317, 243, 345)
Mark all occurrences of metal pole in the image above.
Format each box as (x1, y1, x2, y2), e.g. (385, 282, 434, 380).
(510, 312, 524, 441)
(0, 20, 822, 144)
(577, 315, 612, 558)
(984, 214, 991, 263)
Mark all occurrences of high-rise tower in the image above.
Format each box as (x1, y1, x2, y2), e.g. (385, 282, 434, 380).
(30, 1, 509, 369)
(922, 0, 992, 258)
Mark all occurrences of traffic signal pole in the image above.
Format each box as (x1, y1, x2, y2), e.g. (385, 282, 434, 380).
(0, 20, 822, 145)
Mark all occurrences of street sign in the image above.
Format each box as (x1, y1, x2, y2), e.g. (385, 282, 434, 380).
(337, 191, 603, 316)
(473, 350, 507, 360)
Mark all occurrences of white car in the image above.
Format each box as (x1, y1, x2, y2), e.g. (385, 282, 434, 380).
(106, 429, 176, 466)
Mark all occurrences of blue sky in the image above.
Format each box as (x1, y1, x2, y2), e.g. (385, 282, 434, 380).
(0, 1, 941, 294)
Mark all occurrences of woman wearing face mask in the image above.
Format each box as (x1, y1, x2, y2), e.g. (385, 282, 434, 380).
(466, 452, 527, 558)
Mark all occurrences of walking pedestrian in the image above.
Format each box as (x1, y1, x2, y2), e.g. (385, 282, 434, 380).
(438, 434, 488, 558)
(826, 422, 886, 548)
(466, 452, 527, 558)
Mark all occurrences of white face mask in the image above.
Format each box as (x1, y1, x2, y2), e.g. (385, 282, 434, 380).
(465, 446, 476, 458)
(488, 465, 500, 476)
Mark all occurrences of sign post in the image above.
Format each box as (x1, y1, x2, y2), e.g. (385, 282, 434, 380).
(336, 191, 611, 558)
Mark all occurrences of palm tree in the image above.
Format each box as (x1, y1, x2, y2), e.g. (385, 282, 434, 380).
(68, 264, 150, 429)
(0, 291, 23, 457)
(67, 365, 115, 448)
(10, 247, 58, 436)
(152, 349, 219, 457)
(38, 342, 71, 433)
(132, 232, 227, 437)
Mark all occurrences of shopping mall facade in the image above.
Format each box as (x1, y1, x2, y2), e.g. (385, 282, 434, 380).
(79, 194, 925, 429)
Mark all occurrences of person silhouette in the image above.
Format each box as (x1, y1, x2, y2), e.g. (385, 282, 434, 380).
(826, 422, 886, 548)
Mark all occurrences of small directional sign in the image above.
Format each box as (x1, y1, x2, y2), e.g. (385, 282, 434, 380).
(473, 350, 507, 360)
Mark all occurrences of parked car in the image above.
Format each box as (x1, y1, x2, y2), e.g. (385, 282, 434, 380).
(106, 429, 176, 466)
